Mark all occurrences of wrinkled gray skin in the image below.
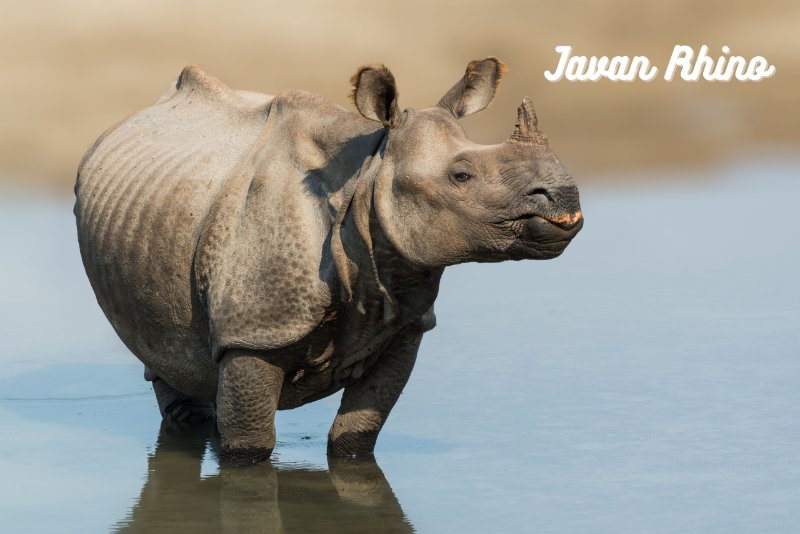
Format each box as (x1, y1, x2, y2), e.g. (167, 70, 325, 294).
(75, 58, 583, 462)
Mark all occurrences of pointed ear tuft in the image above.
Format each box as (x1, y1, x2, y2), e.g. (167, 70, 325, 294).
(350, 65, 400, 128)
(438, 57, 507, 118)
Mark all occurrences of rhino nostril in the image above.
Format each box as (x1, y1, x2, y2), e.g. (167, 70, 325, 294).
(527, 188, 553, 202)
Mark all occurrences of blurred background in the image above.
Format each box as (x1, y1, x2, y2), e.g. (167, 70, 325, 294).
(1, 0, 798, 195)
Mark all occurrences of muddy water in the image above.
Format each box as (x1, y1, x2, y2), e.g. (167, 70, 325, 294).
(1, 155, 798, 533)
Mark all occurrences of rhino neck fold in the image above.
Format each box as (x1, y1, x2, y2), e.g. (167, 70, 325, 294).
(368, 215, 443, 325)
(331, 135, 442, 326)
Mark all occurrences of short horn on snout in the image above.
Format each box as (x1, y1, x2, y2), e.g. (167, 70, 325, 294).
(509, 97, 540, 143)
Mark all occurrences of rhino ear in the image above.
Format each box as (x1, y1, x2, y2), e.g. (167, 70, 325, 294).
(350, 65, 400, 128)
(438, 57, 507, 118)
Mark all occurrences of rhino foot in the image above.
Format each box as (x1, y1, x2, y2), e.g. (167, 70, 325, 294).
(218, 445, 274, 466)
(327, 430, 379, 458)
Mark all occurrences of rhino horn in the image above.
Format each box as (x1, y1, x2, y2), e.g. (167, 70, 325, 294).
(509, 97, 540, 143)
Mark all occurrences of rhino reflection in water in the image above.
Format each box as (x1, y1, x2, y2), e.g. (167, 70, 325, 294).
(116, 422, 411, 533)
(75, 57, 583, 461)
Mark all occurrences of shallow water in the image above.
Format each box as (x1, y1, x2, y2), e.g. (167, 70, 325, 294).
(1, 156, 798, 533)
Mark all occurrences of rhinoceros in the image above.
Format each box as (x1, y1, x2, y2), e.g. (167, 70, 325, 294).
(75, 57, 583, 461)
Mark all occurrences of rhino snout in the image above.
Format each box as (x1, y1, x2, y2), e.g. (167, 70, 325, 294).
(503, 182, 582, 260)
(523, 184, 582, 228)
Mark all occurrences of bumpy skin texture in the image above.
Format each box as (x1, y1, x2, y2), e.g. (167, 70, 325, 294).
(216, 350, 284, 462)
(75, 58, 582, 460)
(328, 326, 423, 457)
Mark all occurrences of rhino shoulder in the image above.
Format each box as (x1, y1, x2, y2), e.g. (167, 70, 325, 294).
(267, 89, 358, 133)
(195, 116, 338, 361)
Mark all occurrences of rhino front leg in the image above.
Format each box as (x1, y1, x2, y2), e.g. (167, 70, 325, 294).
(328, 327, 423, 457)
(216, 349, 284, 463)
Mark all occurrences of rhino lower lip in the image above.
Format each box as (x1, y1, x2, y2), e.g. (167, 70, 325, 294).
(507, 215, 577, 259)
(541, 212, 583, 232)
(512, 212, 583, 233)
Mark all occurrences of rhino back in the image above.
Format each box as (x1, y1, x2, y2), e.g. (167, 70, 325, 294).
(75, 66, 273, 398)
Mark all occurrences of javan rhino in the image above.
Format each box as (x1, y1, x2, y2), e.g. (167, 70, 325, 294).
(75, 58, 583, 461)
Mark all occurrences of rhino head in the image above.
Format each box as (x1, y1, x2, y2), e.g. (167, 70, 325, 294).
(349, 57, 583, 268)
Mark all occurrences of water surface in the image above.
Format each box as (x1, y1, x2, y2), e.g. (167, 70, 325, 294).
(1, 156, 798, 533)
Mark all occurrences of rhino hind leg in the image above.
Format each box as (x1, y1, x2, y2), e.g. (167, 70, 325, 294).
(145, 367, 216, 424)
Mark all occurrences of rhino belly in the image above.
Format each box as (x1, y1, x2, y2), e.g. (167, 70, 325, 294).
(75, 130, 225, 400)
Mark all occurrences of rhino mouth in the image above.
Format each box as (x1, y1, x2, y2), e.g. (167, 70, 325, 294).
(506, 211, 583, 259)
(538, 210, 583, 231)
(509, 209, 583, 232)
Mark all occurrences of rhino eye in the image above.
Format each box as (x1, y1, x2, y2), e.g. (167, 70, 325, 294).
(452, 171, 472, 183)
